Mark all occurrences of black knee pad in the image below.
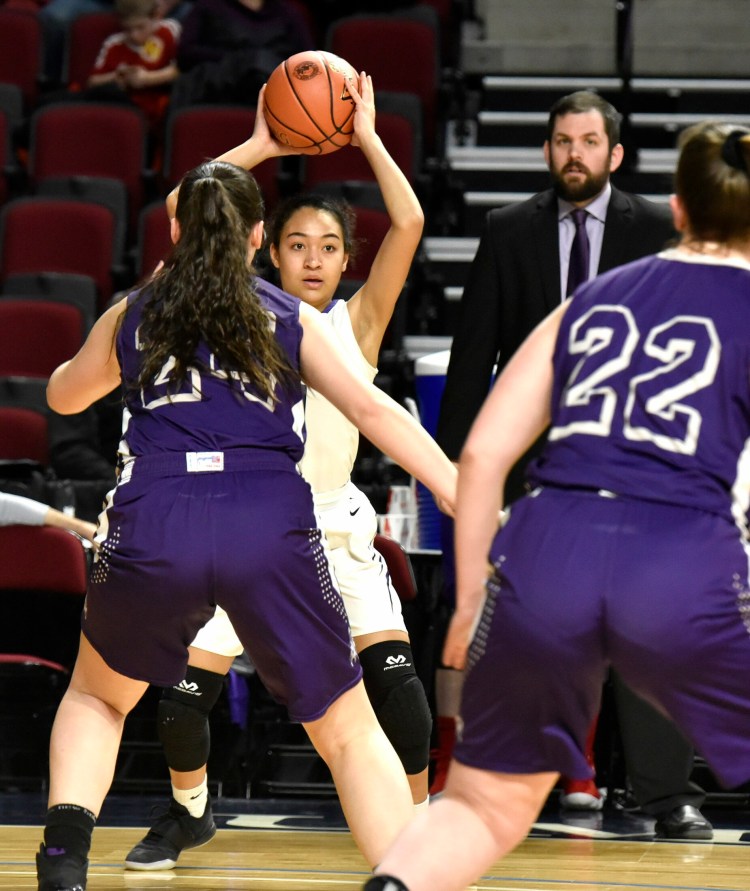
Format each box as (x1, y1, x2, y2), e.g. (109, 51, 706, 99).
(158, 666, 225, 772)
(359, 641, 432, 776)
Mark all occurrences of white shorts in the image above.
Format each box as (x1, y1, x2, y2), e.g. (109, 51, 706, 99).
(188, 481, 406, 657)
(190, 604, 244, 658)
(315, 481, 406, 638)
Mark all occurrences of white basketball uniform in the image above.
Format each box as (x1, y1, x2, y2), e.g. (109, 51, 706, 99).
(190, 299, 406, 658)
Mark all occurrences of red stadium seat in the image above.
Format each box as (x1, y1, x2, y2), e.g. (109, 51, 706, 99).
(343, 205, 390, 282)
(162, 105, 281, 209)
(2, 271, 99, 333)
(0, 197, 121, 311)
(327, 14, 439, 155)
(373, 532, 417, 602)
(134, 200, 172, 281)
(0, 406, 49, 465)
(0, 374, 50, 464)
(0, 525, 88, 671)
(302, 110, 419, 203)
(0, 298, 85, 378)
(63, 11, 120, 90)
(0, 9, 43, 108)
(28, 102, 149, 233)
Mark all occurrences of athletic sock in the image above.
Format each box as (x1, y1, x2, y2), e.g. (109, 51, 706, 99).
(173, 776, 208, 818)
(413, 796, 429, 814)
(43, 803, 96, 860)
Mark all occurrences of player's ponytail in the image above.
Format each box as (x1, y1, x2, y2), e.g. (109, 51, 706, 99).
(675, 122, 750, 249)
(136, 161, 294, 400)
(721, 129, 750, 174)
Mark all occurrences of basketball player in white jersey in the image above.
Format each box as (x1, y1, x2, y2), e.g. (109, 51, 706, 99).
(126, 71, 435, 870)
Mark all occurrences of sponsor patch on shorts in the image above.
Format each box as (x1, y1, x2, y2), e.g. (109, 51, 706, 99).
(186, 451, 225, 472)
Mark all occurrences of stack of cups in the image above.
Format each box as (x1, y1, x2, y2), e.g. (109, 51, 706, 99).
(378, 483, 418, 550)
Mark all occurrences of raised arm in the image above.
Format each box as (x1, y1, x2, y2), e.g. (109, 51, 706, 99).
(344, 74, 424, 366)
(298, 301, 456, 514)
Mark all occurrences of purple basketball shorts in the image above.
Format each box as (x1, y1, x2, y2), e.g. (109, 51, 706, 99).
(455, 486, 750, 789)
(84, 450, 361, 722)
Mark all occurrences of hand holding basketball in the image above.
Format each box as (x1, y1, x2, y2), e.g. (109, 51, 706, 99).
(263, 50, 359, 155)
(348, 72, 376, 150)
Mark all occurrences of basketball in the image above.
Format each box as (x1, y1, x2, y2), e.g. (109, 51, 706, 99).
(263, 50, 358, 155)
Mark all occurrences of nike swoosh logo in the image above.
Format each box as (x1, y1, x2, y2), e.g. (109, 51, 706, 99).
(350, 507, 360, 516)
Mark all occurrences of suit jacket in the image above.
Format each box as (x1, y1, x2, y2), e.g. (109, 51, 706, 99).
(436, 186, 676, 486)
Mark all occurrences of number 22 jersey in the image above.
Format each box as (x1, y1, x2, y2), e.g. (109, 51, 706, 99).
(528, 250, 750, 530)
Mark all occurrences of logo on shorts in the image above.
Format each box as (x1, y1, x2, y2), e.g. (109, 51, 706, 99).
(176, 680, 201, 696)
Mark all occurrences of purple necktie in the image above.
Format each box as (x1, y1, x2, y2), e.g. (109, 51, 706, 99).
(566, 208, 590, 296)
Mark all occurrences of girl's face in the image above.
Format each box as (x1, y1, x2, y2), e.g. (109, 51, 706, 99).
(270, 207, 349, 311)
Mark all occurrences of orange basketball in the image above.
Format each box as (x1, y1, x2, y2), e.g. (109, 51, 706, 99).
(263, 50, 358, 155)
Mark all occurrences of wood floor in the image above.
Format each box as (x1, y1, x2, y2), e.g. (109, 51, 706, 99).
(4, 795, 750, 891)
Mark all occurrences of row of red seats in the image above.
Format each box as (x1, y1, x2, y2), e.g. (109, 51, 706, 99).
(0, 3, 447, 149)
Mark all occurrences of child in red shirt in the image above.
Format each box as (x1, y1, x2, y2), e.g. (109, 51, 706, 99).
(88, 0, 181, 132)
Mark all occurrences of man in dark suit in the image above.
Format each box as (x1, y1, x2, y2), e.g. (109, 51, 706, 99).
(435, 90, 712, 839)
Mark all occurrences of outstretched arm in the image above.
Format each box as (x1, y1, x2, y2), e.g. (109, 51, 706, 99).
(443, 301, 568, 669)
(0, 492, 98, 546)
(298, 302, 456, 514)
(344, 73, 424, 366)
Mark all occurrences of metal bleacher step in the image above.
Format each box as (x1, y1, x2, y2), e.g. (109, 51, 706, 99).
(478, 74, 750, 114)
(476, 109, 750, 150)
(421, 236, 479, 287)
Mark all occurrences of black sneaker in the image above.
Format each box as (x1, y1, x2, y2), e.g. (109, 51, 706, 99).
(36, 844, 87, 891)
(124, 797, 216, 870)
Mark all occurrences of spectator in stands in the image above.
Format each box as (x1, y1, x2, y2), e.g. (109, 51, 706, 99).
(169, 0, 313, 110)
(38, 0, 190, 88)
(432, 90, 712, 840)
(0, 491, 97, 544)
(86, 0, 181, 134)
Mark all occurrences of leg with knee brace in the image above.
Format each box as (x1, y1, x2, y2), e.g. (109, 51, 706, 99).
(358, 640, 432, 777)
(158, 665, 226, 772)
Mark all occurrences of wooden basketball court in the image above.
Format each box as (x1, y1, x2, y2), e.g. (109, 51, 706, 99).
(4, 796, 750, 890)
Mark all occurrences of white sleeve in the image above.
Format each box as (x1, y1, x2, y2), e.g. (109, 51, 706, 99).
(0, 492, 48, 527)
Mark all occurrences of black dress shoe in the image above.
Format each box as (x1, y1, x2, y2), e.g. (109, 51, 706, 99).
(654, 805, 713, 840)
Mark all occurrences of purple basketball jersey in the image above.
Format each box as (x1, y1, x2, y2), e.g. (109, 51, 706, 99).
(117, 277, 306, 461)
(529, 252, 750, 527)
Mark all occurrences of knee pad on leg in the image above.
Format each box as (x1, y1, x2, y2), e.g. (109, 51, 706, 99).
(158, 666, 225, 772)
(359, 641, 432, 776)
